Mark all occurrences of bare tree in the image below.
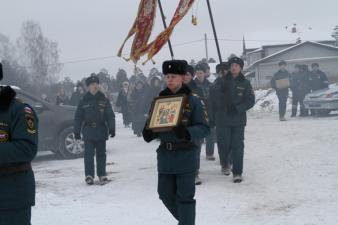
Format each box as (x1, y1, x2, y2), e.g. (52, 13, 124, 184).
(16, 20, 62, 87)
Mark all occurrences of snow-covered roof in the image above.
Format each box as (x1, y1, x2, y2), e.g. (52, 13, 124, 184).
(247, 41, 338, 70)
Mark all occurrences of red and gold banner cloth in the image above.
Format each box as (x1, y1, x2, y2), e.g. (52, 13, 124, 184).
(117, 0, 157, 63)
(142, 0, 195, 64)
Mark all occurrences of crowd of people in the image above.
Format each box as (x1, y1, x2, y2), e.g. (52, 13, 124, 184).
(271, 61, 329, 121)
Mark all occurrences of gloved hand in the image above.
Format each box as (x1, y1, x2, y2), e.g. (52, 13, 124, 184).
(174, 125, 191, 140)
(227, 105, 237, 115)
(109, 130, 115, 138)
(74, 133, 81, 140)
(142, 126, 154, 143)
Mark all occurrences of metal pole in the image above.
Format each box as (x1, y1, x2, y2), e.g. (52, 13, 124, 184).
(158, 0, 174, 59)
(204, 33, 209, 60)
(206, 0, 222, 63)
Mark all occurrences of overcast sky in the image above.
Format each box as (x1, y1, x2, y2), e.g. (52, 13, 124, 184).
(1, 0, 338, 80)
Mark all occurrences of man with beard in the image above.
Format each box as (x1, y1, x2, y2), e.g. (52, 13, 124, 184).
(0, 62, 38, 225)
(208, 57, 255, 182)
(143, 60, 210, 225)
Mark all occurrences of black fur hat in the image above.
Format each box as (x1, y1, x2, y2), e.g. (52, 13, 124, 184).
(0, 62, 3, 81)
(162, 60, 188, 75)
(195, 63, 208, 73)
(216, 62, 230, 74)
(186, 65, 195, 77)
(85, 75, 100, 86)
(229, 57, 244, 69)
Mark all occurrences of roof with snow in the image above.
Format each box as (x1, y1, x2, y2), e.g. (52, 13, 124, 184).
(247, 41, 338, 70)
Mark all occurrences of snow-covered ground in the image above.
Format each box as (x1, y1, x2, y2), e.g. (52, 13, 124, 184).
(32, 112, 338, 225)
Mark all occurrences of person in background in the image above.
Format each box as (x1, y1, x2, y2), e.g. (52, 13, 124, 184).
(56, 88, 70, 106)
(194, 63, 215, 185)
(73, 75, 116, 185)
(116, 81, 131, 128)
(130, 80, 149, 137)
(271, 61, 290, 121)
(142, 59, 210, 225)
(208, 57, 255, 182)
(309, 63, 329, 91)
(70, 83, 85, 106)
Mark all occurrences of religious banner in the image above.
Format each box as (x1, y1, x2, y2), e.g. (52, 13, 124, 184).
(117, 0, 157, 63)
(142, 0, 195, 64)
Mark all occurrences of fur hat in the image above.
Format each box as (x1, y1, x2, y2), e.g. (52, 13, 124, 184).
(162, 60, 188, 75)
(216, 62, 230, 74)
(229, 57, 244, 69)
(85, 75, 100, 86)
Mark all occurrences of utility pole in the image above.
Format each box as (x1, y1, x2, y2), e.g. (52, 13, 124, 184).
(204, 33, 209, 61)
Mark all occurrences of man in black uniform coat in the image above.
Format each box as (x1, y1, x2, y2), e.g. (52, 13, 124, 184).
(271, 61, 291, 121)
(309, 63, 329, 91)
(0, 62, 38, 225)
(143, 60, 210, 225)
(74, 75, 116, 185)
(208, 57, 255, 182)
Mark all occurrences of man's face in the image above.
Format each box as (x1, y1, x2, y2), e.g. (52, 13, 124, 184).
(219, 70, 228, 77)
(88, 83, 99, 94)
(136, 83, 143, 90)
(279, 65, 286, 71)
(205, 68, 211, 78)
(183, 72, 193, 84)
(230, 64, 241, 76)
(165, 74, 183, 91)
(195, 70, 205, 81)
(312, 66, 319, 72)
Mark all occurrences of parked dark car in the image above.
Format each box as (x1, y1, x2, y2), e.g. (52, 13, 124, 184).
(4, 86, 84, 159)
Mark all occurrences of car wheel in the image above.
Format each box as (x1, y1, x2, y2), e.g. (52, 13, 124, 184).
(58, 127, 84, 159)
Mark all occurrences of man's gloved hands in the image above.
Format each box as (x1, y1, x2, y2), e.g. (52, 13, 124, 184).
(142, 126, 154, 143)
(227, 105, 238, 115)
(74, 133, 81, 140)
(174, 125, 191, 140)
(109, 130, 115, 138)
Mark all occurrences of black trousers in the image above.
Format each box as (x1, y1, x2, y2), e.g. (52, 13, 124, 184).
(84, 140, 107, 177)
(158, 172, 196, 225)
(292, 92, 307, 116)
(277, 93, 288, 118)
(0, 207, 31, 225)
(205, 128, 216, 156)
(216, 125, 245, 175)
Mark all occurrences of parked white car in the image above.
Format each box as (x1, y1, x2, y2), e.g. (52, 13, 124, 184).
(304, 84, 338, 116)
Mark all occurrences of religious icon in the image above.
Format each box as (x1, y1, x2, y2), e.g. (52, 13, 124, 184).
(147, 95, 187, 132)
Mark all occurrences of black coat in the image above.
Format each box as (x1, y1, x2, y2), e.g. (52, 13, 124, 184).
(309, 70, 329, 91)
(0, 86, 38, 210)
(74, 91, 115, 141)
(271, 69, 291, 96)
(209, 73, 255, 126)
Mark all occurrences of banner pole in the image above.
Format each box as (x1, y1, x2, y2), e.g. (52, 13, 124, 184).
(158, 0, 175, 59)
(206, 0, 222, 63)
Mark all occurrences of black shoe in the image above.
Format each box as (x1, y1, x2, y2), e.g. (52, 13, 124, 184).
(195, 175, 202, 185)
(233, 175, 243, 183)
(85, 176, 94, 185)
(206, 155, 216, 161)
(98, 176, 110, 185)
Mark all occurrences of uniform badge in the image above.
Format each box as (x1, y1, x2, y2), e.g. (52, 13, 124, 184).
(25, 115, 36, 134)
(0, 130, 9, 142)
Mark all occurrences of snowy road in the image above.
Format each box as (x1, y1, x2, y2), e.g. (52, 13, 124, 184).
(32, 113, 338, 225)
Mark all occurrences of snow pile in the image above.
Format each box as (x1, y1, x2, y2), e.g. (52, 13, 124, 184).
(252, 88, 292, 113)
